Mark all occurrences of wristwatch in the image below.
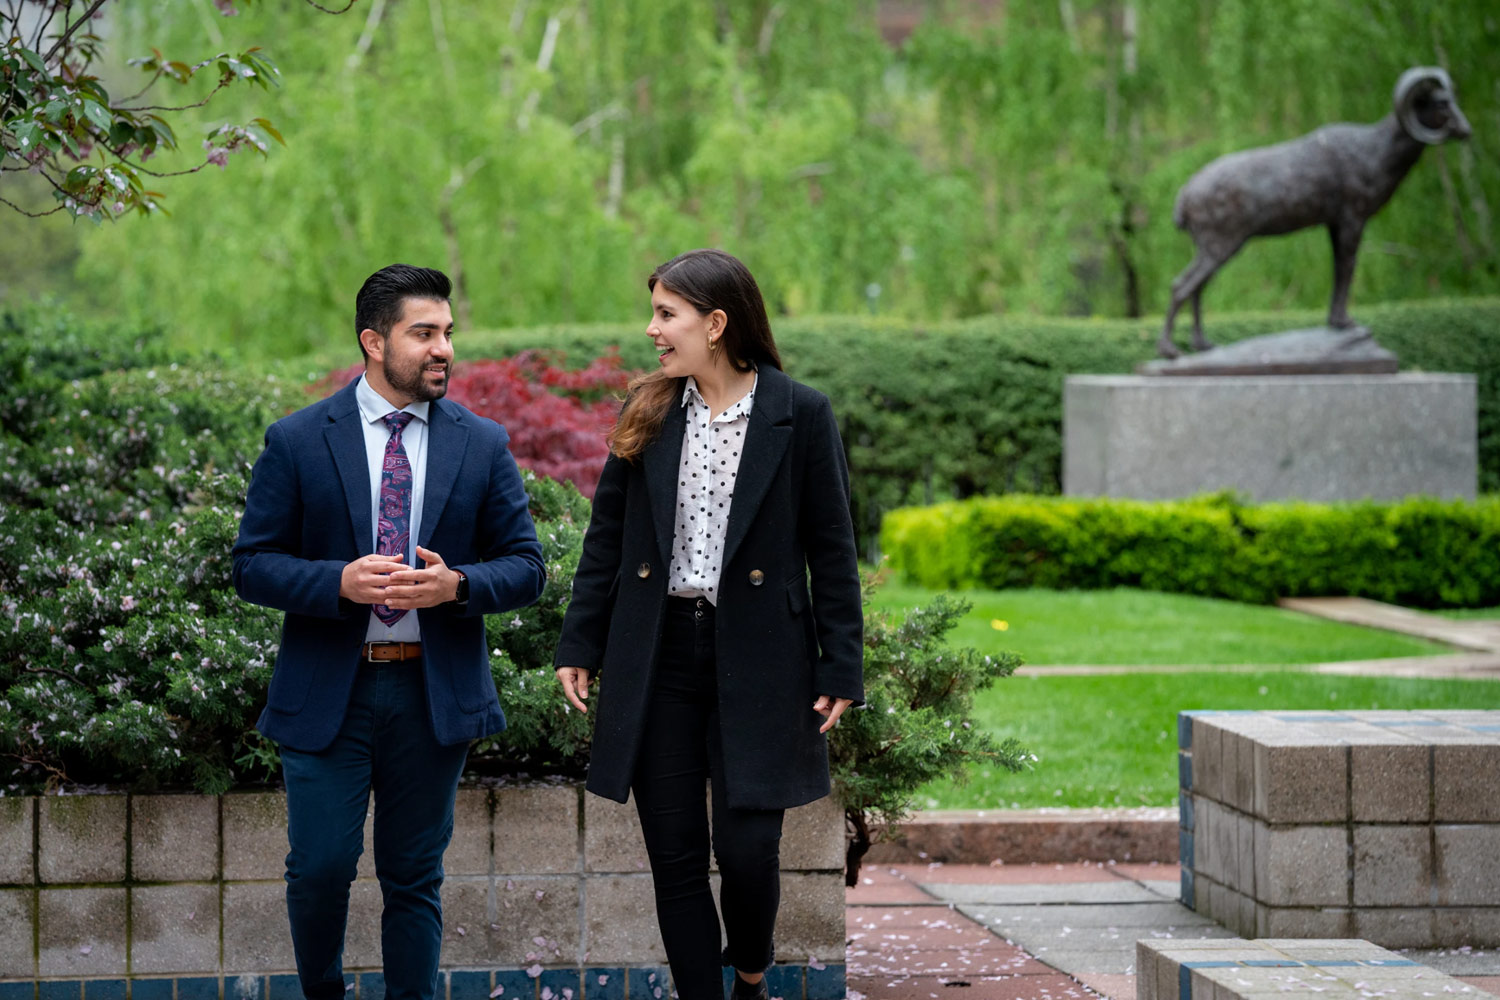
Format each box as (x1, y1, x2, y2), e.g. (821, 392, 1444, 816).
(453, 569, 469, 604)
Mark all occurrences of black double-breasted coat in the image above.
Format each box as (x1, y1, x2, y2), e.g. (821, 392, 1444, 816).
(554, 365, 864, 810)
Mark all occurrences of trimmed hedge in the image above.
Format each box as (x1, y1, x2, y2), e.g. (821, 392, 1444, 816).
(458, 297, 1500, 554)
(880, 492, 1500, 608)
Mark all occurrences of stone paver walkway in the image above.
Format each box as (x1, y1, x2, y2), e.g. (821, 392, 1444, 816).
(846, 862, 1500, 1000)
(1280, 597, 1500, 653)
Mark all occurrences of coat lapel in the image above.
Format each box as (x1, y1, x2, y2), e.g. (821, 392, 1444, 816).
(419, 399, 468, 549)
(325, 380, 373, 552)
(720, 367, 792, 570)
(643, 394, 688, 568)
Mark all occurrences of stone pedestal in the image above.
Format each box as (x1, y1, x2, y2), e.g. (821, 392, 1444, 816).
(1063, 374, 1476, 502)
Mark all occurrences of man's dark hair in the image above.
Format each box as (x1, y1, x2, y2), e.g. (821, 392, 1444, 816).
(354, 264, 452, 357)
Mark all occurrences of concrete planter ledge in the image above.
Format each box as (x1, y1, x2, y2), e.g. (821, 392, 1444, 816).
(867, 806, 1179, 865)
(1177, 709, 1500, 948)
(0, 783, 846, 1000)
(1138, 937, 1481, 1000)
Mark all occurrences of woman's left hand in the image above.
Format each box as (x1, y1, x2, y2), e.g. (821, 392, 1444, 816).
(812, 695, 854, 734)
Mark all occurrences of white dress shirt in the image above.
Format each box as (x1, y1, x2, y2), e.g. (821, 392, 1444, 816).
(356, 374, 429, 642)
(667, 373, 757, 606)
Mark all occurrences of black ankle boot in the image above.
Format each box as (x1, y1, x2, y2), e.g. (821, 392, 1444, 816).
(729, 974, 769, 1000)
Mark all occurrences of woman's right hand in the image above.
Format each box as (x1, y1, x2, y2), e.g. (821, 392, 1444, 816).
(555, 666, 592, 713)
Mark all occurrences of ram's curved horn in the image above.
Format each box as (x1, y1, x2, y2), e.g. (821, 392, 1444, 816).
(1394, 66, 1454, 145)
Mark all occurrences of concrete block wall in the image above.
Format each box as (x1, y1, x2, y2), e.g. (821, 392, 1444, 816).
(0, 783, 848, 999)
(1176, 710, 1500, 948)
(1137, 937, 1470, 1000)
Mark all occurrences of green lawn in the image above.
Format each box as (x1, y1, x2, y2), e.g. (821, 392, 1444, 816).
(915, 671, 1500, 810)
(867, 583, 1449, 665)
(863, 583, 1496, 811)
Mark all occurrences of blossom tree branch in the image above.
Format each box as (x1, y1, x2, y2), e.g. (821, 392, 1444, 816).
(1, 0, 354, 222)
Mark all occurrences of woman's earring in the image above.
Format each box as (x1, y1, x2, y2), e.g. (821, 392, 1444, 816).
(708, 336, 718, 352)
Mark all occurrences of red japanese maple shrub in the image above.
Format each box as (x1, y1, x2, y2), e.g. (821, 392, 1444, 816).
(318, 348, 635, 497)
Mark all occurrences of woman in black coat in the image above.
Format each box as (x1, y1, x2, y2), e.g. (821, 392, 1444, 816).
(553, 249, 863, 1000)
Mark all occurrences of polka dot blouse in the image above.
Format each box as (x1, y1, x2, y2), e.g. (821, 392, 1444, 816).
(667, 372, 757, 606)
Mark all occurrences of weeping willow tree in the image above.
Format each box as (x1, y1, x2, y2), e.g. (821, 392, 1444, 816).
(35, 0, 1500, 356)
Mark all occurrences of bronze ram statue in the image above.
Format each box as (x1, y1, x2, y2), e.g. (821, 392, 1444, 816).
(1158, 67, 1471, 359)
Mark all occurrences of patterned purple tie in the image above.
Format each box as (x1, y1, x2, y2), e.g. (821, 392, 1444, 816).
(373, 411, 415, 626)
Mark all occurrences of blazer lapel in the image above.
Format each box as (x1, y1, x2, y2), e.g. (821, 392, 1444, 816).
(419, 399, 468, 549)
(325, 381, 373, 552)
(720, 367, 792, 570)
(644, 393, 688, 568)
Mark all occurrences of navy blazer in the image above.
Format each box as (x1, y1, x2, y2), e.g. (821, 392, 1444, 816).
(554, 366, 863, 810)
(233, 379, 546, 752)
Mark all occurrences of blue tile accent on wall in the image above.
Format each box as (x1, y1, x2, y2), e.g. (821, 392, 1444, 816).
(1178, 752, 1192, 791)
(490, 970, 536, 1000)
(1366, 960, 1418, 967)
(1178, 712, 1194, 749)
(266, 975, 303, 1000)
(627, 968, 668, 1000)
(1179, 830, 1193, 867)
(225, 975, 264, 1000)
(1179, 794, 1194, 831)
(131, 980, 174, 1000)
(39, 983, 81, 1000)
(0, 983, 36, 1000)
(1178, 964, 1190, 1000)
(762, 965, 803, 1000)
(583, 969, 625, 1000)
(805, 964, 845, 1000)
(176, 978, 219, 1000)
(356, 974, 385, 1000)
(450, 971, 490, 1000)
(1305, 961, 1360, 967)
(1241, 960, 1301, 967)
(1180, 868, 1194, 908)
(83, 982, 126, 1000)
(538, 969, 578, 1000)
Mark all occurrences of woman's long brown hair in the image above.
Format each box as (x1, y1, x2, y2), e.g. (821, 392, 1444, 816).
(608, 249, 783, 462)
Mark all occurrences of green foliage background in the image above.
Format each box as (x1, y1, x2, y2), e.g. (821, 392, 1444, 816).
(11, 0, 1495, 355)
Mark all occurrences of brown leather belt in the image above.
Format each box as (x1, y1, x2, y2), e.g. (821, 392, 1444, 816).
(362, 641, 423, 663)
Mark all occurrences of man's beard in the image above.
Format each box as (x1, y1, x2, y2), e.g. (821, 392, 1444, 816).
(386, 355, 449, 402)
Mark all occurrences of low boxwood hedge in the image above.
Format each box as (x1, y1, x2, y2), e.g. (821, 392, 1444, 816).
(881, 492, 1500, 608)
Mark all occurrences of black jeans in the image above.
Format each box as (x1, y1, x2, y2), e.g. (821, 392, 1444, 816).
(632, 596, 786, 1000)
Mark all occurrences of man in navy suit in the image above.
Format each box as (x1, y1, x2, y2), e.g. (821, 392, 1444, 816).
(233, 264, 545, 1000)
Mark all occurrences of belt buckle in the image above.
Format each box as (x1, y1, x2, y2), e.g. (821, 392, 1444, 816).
(365, 641, 399, 662)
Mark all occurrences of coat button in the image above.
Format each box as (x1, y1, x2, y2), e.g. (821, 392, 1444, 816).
(637, 563, 652, 578)
(749, 569, 765, 586)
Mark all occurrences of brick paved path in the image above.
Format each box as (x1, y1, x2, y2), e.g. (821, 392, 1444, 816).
(845, 862, 1500, 1000)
